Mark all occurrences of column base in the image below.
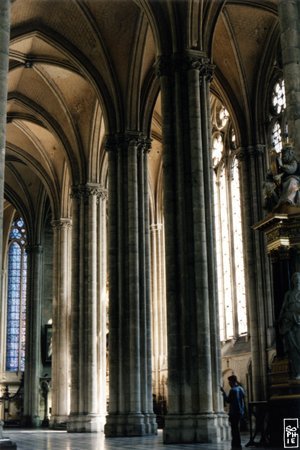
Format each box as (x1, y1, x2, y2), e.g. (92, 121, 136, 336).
(21, 415, 41, 428)
(0, 439, 17, 449)
(143, 413, 158, 435)
(163, 413, 222, 444)
(216, 412, 230, 441)
(104, 413, 157, 437)
(67, 414, 105, 433)
(50, 415, 68, 430)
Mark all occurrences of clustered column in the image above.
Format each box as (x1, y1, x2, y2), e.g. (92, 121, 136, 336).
(278, 0, 300, 150)
(155, 51, 224, 444)
(104, 132, 157, 437)
(97, 188, 108, 424)
(23, 244, 43, 427)
(68, 184, 107, 432)
(0, 0, 10, 293)
(200, 61, 229, 439)
(50, 218, 72, 428)
(150, 223, 168, 401)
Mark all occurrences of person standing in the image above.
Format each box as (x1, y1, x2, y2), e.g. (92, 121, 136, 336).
(221, 375, 245, 450)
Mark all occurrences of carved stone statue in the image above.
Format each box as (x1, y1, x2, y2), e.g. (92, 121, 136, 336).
(279, 272, 300, 379)
(262, 171, 279, 212)
(263, 144, 300, 212)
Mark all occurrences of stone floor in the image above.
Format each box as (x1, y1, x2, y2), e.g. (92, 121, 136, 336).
(1, 429, 271, 450)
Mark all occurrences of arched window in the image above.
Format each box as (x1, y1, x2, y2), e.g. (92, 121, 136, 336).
(269, 78, 287, 153)
(211, 96, 247, 341)
(6, 217, 27, 372)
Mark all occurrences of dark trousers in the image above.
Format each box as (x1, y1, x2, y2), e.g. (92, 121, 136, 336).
(229, 415, 242, 449)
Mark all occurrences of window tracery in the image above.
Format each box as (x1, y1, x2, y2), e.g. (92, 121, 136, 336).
(269, 78, 287, 153)
(211, 96, 247, 341)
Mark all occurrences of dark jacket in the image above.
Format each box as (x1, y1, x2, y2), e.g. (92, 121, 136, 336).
(222, 385, 245, 417)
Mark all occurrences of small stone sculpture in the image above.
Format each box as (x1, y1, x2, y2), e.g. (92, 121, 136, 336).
(263, 144, 300, 212)
(279, 272, 300, 379)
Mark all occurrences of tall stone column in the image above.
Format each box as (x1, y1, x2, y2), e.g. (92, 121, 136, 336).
(0, 0, 10, 277)
(50, 219, 72, 428)
(97, 188, 107, 430)
(200, 63, 229, 439)
(150, 223, 168, 401)
(237, 146, 272, 401)
(23, 245, 43, 427)
(0, 269, 7, 371)
(68, 184, 107, 433)
(155, 51, 223, 444)
(278, 0, 300, 150)
(104, 133, 157, 437)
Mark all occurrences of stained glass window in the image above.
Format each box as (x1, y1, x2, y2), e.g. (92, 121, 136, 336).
(270, 78, 286, 154)
(272, 121, 282, 152)
(6, 217, 27, 372)
(272, 79, 286, 115)
(231, 159, 247, 334)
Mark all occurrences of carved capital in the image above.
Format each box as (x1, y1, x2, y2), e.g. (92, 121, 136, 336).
(71, 183, 106, 202)
(173, 52, 212, 73)
(248, 145, 265, 159)
(154, 52, 214, 79)
(235, 147, 247, 162)
(154, 55, 172, 78)
(99, 188, 108, 200)
(104, 135, 117, 152)
(127, 131, 142, 150)
(105, 132, 151, 156)
(173, 53, 201, 71)
(51, 218, 72, 230)
(121, 131, 151, 154)
(199, 59, 215, 82)
(255, 144, 266, 155)
(137, 136, 152, 154)
(143, 137, 152, 153)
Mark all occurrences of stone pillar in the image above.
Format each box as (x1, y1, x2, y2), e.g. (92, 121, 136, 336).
(0, 0, 10, 278)
(0, 269, 7, 371)
(150, 223, 168, 402)
(237, 146, 271, 401)
(97, 188, 107, 431)
(278, 0, 300, 151)
(23, 245, 43, 427)
(67, 184, 107, 433)
(0, 6, 14, 443)
(50, 219, 72, 428)
(139, 141, 153, 433)
(155, 51, 223, 444)
(104, 133, 157, 437)
(200, 64, 229, 439)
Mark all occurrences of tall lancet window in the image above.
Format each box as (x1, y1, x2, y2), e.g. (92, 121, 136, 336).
(211, 96, 247, 341)
(6, 217, 27, 372)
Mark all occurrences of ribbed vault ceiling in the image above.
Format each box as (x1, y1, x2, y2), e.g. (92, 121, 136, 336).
(6, 0, 279, 224)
